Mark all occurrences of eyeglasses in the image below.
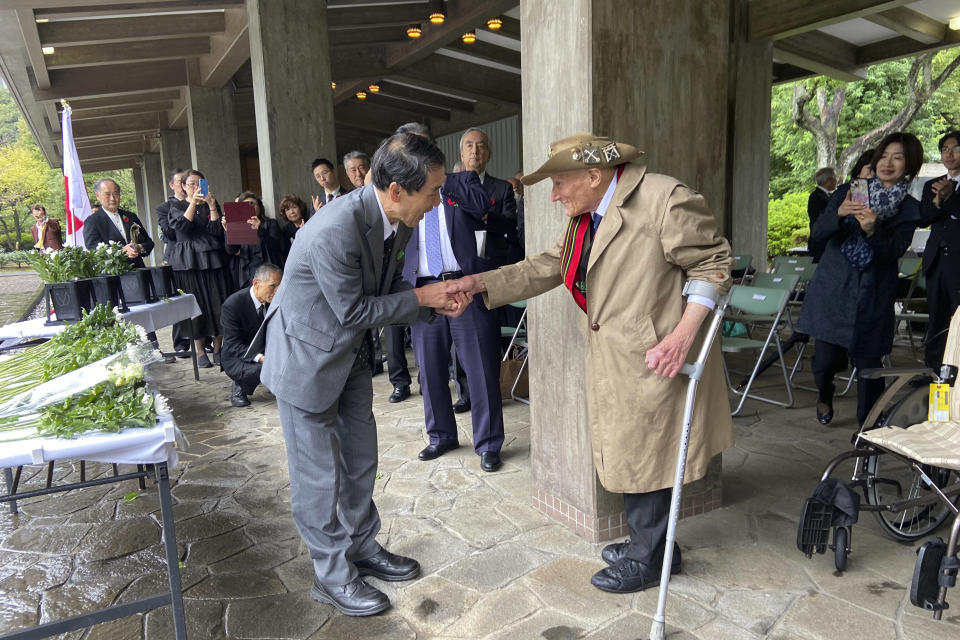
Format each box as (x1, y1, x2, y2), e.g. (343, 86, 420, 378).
(941, 145, 960, 155)
(99, 191, 121, 197)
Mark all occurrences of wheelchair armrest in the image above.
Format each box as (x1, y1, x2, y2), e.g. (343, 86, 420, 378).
(858, 366, 933, 380)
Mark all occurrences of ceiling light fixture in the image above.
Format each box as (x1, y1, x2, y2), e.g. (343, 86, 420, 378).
(487, 17, 503, 30)
(429, 12, 445, 25)
(356, 91, 367, 100)
(41, 46, 55, 55)
(368, 83, 380, 93)
(406, 24, 422, 39)
(35, 18, 49, 24)
(461, 31, 477, 44)
(331, 81, 336, 89)
(950, 16, 960, 30)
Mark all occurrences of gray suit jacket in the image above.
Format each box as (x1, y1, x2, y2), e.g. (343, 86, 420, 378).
(259, 186, 431, 412)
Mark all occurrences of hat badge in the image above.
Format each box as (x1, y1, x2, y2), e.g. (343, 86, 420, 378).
(571, 149, 581, 161)
(582, 145, 601, 165)
(602, 142, 621, 163)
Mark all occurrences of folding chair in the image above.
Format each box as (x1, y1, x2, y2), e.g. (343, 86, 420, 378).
(770, 255, 813, 273)
(722, 285, 794, 416)
(894, 255, 929, 358)
(500, 301, 529, 404)
(731, 254, 753, 284)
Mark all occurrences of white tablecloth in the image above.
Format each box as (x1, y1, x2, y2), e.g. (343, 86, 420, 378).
(0, 294, 201, 340)
(0, 414, 181, 468)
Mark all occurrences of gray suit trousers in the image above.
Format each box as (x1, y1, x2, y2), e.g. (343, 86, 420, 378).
(276, 352, 382, 586)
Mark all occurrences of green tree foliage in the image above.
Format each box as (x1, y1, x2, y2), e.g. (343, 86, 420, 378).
(767, 192, 810, 257)
(0, 87, 139, 251)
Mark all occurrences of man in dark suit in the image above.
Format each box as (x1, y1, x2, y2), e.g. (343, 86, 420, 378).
(311, 157, 351, 213)
(259, 133, 470, 617)
(807, 167, 837, 228)
(221, 263, 282, 407)
(84, 178, 155, 268)
(156, 168, 190, 354)
(460, 128, 520, 268)
(402, 164, 506, 472)
(919, 130, 960, 371)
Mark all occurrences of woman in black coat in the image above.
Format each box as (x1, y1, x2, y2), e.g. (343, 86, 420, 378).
(798, 132, 923, 426)
(225, 191, 285, 288)
(167, 169, 233, 368)
(277, 194, 310, 261)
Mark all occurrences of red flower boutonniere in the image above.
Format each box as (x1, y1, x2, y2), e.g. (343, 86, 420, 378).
(122, 216, 130, 223)
(490, 197, 495, 205)
(446, 197, 458, 207)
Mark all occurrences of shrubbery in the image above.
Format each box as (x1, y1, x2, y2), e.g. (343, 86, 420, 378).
(0, 249, 32, 268)
(767, 192, 810, 258)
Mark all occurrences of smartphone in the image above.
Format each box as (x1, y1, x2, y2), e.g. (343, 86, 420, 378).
(199, 178, 209, 197)
(850, 179, 868, 206)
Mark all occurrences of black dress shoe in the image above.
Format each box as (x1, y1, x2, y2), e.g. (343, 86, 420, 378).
(197, 354, 213, 368)
(230, 382, 250, 407)
(480, 451, 502, 472)
(602, 540, 682, 570)
(418, 442, 458, 461)
(452, 398, 471, 413)
(311, 576, 389, 617)
(816, 401, 834, 425)
(355, 548, 420, 582)
(388, 384, 411, 403)
(590, 555, 680, 594)
(174, 350, 192, 359)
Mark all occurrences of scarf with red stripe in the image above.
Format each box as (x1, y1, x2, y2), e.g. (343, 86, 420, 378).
(559, 165, 623, 312)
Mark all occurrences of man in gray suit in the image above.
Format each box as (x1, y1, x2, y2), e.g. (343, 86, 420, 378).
(260, 133, 470, 617)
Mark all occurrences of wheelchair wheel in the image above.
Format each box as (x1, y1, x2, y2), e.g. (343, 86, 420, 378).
(865, 387, 960, 541)
(833, 527, 849, 571)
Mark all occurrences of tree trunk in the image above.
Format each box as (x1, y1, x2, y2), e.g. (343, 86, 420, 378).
(792, 83, 846, 173)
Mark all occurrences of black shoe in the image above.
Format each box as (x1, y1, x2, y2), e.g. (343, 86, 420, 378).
(816, 401, 834, 425)
(197, 354, 213, 369)
(354, 548, 420, 582)
(418, 442, 458, 461)
(174, 342, 190, 354)
(311, 576, 389, 617)
(480, 451, 501, 472)
(602, 540, 682, 570)
(590, 556, 679, 594)
(174, 349, 191, 359)
(373, 362, 384, 376)
(230, 382, 250, 407)
(204, 345, 214, 354)
(388, 384, 410, 403)
(212, 352, 221, 366)
(452, 398, 471, 413)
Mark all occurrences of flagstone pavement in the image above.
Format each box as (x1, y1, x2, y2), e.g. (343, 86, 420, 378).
(1, 330, 959, 639)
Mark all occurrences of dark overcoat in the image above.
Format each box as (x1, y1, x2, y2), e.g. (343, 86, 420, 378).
(797, 182, 920, 358)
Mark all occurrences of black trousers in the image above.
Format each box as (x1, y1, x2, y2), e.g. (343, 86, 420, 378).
(623, 487, 672, 565)
(386, 325, 412, 387)
(229, 363, 262, 395)
(924, 262, 960, 371)
(812, 340, 884, 425)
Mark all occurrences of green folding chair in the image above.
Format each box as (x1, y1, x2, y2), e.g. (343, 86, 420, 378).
(500, 301, 529, 404)
(722, 285, 794, 416)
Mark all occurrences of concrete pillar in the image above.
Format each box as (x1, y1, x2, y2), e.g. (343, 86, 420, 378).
(186, 84, 243, 206)
(159, 129, 191, 196)
(728, 33, 773, 269)
(141, 152, 165, 267)
(521, 0, 731, 541)
(246, 0, 335, 220)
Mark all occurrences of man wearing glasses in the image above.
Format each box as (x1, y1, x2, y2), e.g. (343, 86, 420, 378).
(919, 131, 960, 370)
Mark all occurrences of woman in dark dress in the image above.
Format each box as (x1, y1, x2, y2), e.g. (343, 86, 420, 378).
(167, 169, 233, 368)
(225, 191, 285, 288)
(278, 194, 310, 259)
(798, 132, 923, 426)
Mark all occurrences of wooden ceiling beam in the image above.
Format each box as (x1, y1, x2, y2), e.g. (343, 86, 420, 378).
(857, 30, 960, 67)
(377, 80, 474, 112)
(80, 157, 139, 172)
(865, 7, 946, 45)
(77, 140, 147, 161)
(16, 9, 50, 90)
(65, 89, 182, 110)
(67, 101, 175, 120)
(33, 60, 187, 102)
(72, 112, 165, 139)
(198, 6, 249, 87)
(773, 31, 864, 82)
(75, 133, 150, 149)
(394, 55, 520, 104)
(367, 92, 450, 121)
(33, 0, 242, 20)
(45, 37, 210, 69)
(37, 13, 225, 46)
(748, 0, 911, 41)
(445, 40, 520, 68)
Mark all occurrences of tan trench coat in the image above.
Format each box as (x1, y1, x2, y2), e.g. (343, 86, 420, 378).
(483, 163, 734, 493)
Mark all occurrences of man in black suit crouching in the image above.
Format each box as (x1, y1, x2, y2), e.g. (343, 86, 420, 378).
(221, 263, 282, 407)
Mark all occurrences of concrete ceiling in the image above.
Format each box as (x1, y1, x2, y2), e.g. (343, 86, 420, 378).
(0, 0, 958, 172)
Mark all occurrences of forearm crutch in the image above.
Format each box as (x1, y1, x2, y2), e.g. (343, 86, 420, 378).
(650, 294, 729, 640)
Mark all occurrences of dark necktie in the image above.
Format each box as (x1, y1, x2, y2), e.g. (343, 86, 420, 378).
(592, 212, 602, 234)
(327, 192, 335, 203)
(257, 303, 266, 322)
(381, 232, 396, 286)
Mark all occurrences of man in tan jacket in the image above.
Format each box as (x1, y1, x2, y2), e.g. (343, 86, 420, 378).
(453, 133, 734, 594)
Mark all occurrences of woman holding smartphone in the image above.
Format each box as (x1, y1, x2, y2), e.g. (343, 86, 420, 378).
(798, 132, 923, 426)
(167, 169, 233, 368)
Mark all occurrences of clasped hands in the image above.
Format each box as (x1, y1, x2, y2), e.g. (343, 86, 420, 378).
(414, 275, 486, 318)
(931, 177, 955, 208)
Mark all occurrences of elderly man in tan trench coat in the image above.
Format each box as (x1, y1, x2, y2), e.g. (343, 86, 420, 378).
(454, 132, 734, 594)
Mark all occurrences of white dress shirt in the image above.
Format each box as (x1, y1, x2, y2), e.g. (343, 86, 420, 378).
(101, 208, 126, 239)
(374, 192, 399, 240)
(249, 286, 266, 363)
(417, 201, 461, 276)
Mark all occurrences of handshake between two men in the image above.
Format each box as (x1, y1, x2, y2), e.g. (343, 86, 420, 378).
(412, 274, 486, 318)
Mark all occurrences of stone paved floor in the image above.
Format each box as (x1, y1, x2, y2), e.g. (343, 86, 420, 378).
(1, 329, 959, 639)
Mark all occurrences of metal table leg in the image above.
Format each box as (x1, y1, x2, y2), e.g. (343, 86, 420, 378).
(3, 467, 16, 514)
(154, 462, 187, 639)
(190, 340, 199, 382)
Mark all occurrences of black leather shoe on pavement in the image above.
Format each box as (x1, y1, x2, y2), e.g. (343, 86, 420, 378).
(174, 350, 192, 359)
(816, 401, 834, 425)
(590, 556, 679, 594)
(388, 384, 410, 403)
(452, 398, 471, 413)
(602, 540, 682, 571)
(197, 354, 213, 368)
(418, 442, 458, 461)
(230, 382, 250, 408)
(311, 576, 389, 616)
(355, 548, 420, 582)
(480, 451, 502, 472)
